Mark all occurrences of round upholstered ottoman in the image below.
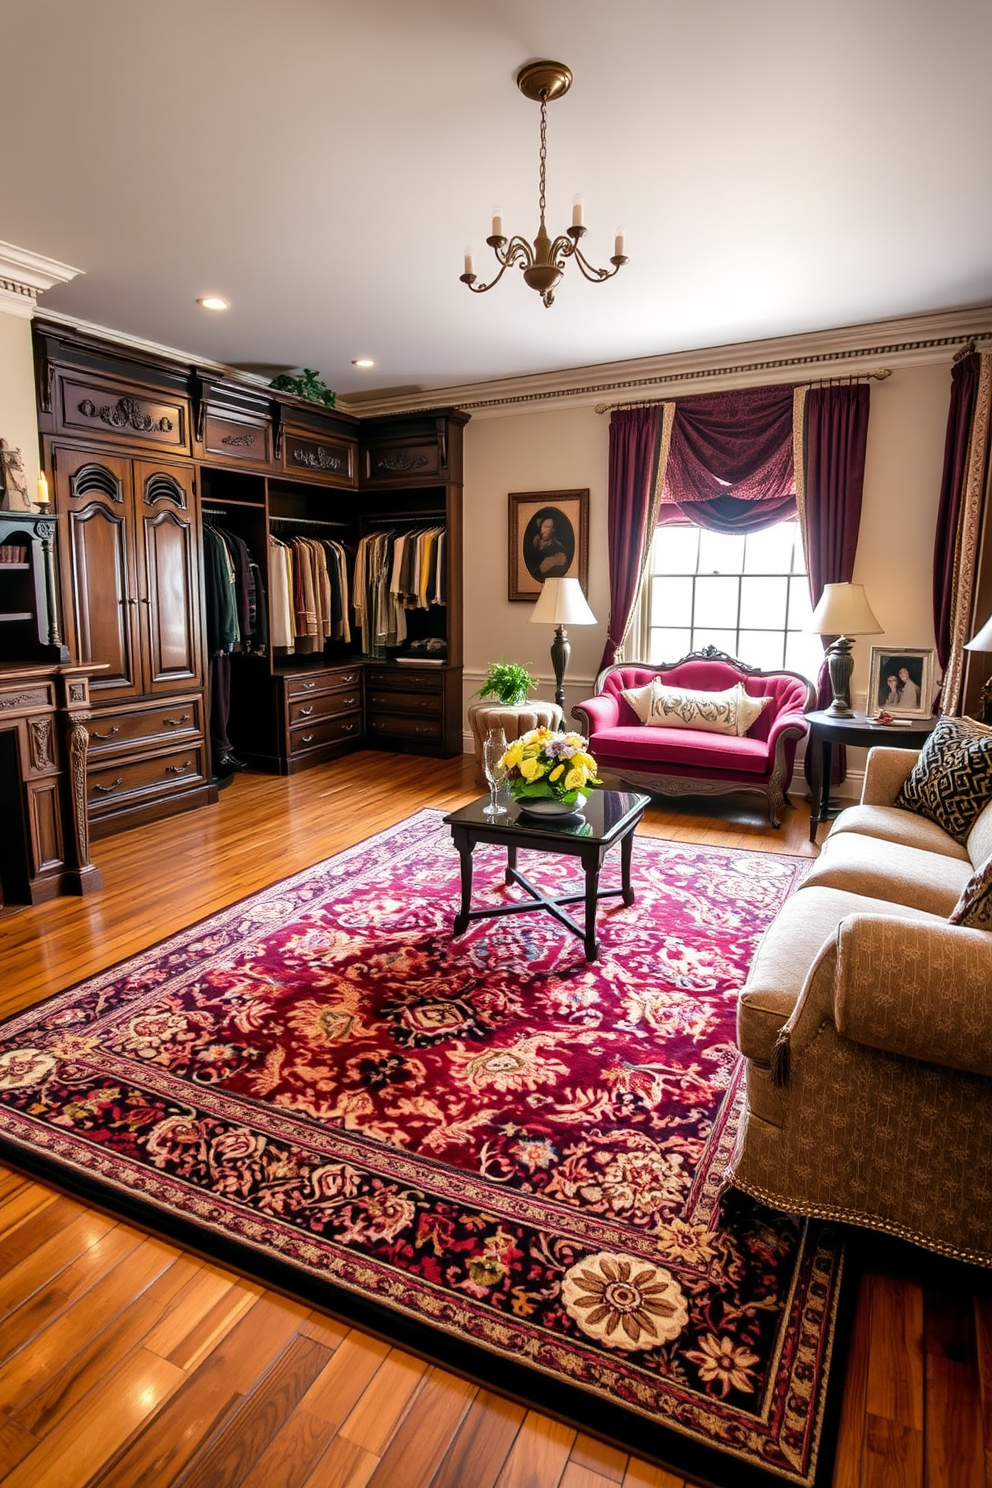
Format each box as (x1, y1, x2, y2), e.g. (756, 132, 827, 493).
(467, 701, 564, 786)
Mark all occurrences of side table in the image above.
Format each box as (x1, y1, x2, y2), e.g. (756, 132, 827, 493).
(807, 709, 937, 842)
(466, 701, 563, 786)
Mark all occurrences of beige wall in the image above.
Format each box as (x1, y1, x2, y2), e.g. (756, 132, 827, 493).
(462, 361, 954, 769)
(0, 310, 41, 506)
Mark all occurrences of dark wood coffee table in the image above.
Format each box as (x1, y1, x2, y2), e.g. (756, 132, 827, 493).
(443, 789, 651, 960)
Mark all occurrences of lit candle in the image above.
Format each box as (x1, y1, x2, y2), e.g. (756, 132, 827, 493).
(491, 208, 503, 238)
(36, 472, 50, 507)
(463, 249, 475, 276)
(572, 197, 583, 228)
(614, 227, 625, 258)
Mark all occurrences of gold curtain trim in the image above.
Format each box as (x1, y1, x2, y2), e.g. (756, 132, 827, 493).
(615, 402, 675, 663)
(943, 352, 992, 713)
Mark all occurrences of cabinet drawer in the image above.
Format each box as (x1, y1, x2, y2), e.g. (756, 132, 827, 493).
(363, 437, 441, 485)
(203, 412, 272, 466)
(56, 372, 189, 452)
(289, 690, 361, 725)
(284, 668, 361, 700)
(290, 714, 363, 755)
(367, 714, 442, 742)
(366, 689, 441, 717)
(282, 426, 356, 487)
(365, 668, 443, 693)
(88, 744, 206, 813)
(87, 698, 202, 756)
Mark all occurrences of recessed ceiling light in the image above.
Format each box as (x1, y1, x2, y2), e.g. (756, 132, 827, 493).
(351, 357, 376, 368)
(197, 296, 229, 311)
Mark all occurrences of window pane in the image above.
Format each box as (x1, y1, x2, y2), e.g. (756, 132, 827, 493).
(743, 522, 796, 574)
(694, 575, 738, 628)
(649, 627, 691, 663)
(739, 630, 786, 671)
(787, 576, 813, 630)
(698, 528, 745, 575)
(785, 632, 824, 682)
(650, 575, 693, 628)
(654, 524, 698, 574)
(740, 575, 788, 629)
(694, 628, 737, 655)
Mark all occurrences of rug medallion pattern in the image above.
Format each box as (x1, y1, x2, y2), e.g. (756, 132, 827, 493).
(0, 811, 843, 1486)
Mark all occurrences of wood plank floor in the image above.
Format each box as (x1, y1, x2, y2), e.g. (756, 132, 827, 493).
(0, 751, 989, 1487)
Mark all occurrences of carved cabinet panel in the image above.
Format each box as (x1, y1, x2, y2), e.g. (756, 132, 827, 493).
(134, 461, 202, 691)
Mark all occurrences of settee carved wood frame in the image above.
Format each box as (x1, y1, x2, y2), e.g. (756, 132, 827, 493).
(572, 646, 816, 828)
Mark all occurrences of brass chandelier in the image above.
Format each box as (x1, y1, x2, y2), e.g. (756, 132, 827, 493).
(459, 61, 627, 309)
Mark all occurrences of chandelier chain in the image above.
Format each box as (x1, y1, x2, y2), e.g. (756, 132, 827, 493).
(538, 94, 548, 227)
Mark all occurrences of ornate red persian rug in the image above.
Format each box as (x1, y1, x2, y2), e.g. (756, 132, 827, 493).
(0, 810, 849, 1487)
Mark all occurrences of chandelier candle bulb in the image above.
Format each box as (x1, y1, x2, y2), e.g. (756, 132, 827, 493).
(463, 250, 474, 276)
(491, 210, 503, 238)
(614, 228, 625, 258)
(572, 198, 584, 228)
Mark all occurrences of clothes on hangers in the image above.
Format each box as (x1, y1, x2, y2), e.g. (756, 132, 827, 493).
(270, 531, 353, 655)
(355, 525, 445, 654)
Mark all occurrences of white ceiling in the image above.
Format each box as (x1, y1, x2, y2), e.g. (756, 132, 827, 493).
(2, 0, 991, 399)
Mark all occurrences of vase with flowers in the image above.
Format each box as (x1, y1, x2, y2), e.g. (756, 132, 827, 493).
(500, 726, 601, 818)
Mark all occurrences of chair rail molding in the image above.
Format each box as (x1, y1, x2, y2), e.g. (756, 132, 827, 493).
(0, 241, 83, 319)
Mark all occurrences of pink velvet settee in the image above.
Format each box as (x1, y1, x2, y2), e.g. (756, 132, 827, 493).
(572, 648, 815, 826)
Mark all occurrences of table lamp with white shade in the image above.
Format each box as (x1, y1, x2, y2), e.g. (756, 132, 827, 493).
(965, 612, 992, 722)
(808, 582, 882, 717)
(529, 576, 597, 727)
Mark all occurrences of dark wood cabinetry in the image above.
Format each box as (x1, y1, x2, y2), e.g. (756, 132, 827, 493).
(33, 321, 469, 814)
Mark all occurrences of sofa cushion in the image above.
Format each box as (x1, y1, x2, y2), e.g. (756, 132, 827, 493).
(589, 725, 771, 774)
(826, 803, 971, 861)
(738, 885, 947, 1065)
(966, 797, 992, 870)
(895, 715, 992, 845)
(622, 679, 771, 736)
(804, 831, 972, 916)
(949, 851, 992, 931)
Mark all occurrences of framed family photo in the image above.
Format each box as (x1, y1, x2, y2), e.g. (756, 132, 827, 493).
(867, 647, 937, 719)
(508, 488, 589, 603)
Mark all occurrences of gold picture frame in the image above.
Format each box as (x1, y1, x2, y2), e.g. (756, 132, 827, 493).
(508, 488, 589, 603)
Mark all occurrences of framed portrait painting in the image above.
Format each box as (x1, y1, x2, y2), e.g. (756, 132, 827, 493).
(867, 647, 937, 719)
(508, 488, 589, 603)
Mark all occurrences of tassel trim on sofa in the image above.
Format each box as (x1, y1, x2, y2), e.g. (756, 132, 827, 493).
(771, 1029, 791, 1087)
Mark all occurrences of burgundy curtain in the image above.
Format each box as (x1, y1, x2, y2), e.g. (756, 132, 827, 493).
(802, 383, 871, 782)
(664, 385, 796, 508)
(600, 406, 664, 671)
(933, 353, 981, 676)
(666, 493, 797, 534)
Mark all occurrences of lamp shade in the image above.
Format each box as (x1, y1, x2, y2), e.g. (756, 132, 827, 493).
(529, 576, 597, 626)
(808, 583, 882, 637)
(965, 614, 992, 653)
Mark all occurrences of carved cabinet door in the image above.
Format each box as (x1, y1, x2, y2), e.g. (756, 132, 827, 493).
(53, 447, 142, 702)
(132, 460, 203, 694)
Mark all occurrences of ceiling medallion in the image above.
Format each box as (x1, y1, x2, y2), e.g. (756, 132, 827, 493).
(460, 61, 627, 309)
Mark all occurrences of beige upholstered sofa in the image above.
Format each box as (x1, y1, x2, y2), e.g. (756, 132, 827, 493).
(732, 745, 992, 1267)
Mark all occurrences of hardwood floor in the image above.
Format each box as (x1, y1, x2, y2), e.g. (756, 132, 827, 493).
(0, 752, 989, 1487)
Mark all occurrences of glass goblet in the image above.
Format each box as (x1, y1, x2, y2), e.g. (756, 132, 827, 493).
(482, 729, 508, 816)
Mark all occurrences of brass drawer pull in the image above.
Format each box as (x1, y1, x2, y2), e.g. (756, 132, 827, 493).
(91, 726, 119, 740)
(163, 714, 191, 726)
(341, 673, 358, 685)
(300, 734, 314, 744)
(165, 760, 192, 774)
(343, 696, 358, 707)
(93, 778, 123, 794)
(301, 681, 317, 691)
(342, 723, 356, 732)
(299, 706, 314, 717)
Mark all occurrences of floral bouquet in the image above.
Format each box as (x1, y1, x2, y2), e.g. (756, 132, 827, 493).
(500, 727, 601, 806)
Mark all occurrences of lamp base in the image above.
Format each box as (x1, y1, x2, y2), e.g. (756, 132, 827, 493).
(825, 635, 855, 717)
(550, 624, 570, 730)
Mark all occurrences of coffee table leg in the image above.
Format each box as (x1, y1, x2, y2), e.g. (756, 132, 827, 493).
(621, 830, 636, 907)
(584, 857, 600, 960)
(505, 845, 517, 886)
(452, 838, 474, 937)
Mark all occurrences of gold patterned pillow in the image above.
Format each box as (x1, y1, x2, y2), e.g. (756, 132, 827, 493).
(949, 851, 992, 931)
(896, 715, 992, 845)
(641, 681, 771, 735)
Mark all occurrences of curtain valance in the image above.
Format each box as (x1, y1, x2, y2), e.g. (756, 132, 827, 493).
(662, 385, 796, 505)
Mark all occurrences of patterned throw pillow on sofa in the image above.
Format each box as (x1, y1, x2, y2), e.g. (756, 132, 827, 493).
(896, 715, 992, 845)
(948, 851, 992, 931)
(621, 680, 771, 736)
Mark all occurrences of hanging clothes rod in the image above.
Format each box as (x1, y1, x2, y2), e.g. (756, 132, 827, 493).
(202, 507, 228, 517)
(362, 513, 445, 527)
(269, 515, 351, 531)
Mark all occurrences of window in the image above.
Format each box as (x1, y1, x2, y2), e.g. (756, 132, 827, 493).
(631, 519, 823, 680)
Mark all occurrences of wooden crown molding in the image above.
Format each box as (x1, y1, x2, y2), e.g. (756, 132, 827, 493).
(0, 241, 83, 320)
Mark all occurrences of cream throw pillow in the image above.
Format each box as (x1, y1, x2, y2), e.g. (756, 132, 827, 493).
(624, 680, 771, 736)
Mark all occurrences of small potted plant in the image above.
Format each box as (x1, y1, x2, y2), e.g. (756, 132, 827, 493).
(473, 660, 539, 707)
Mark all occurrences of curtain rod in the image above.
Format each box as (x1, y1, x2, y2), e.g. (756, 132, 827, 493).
(595, 368, 892, 415)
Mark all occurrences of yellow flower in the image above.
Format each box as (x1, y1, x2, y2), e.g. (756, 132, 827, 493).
(564, 767, 585, 792)
(549, 763, 564, 782)
(519, 757, 543, 781)
(502, 743, 522, 769)
(572, 752, 596, 772)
